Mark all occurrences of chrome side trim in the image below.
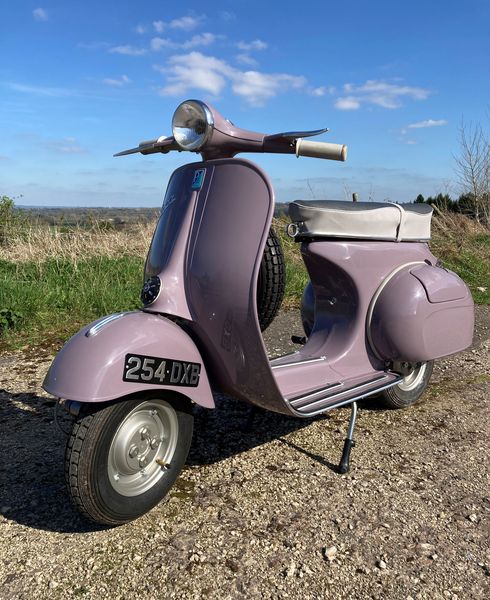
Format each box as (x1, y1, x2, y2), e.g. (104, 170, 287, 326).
(86, 312, 127, 337)
(271, 355, 327, 370)
(366, 262, 426, 360)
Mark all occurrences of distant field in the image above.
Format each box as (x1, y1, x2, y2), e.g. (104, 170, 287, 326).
(0, 208, 488, 350)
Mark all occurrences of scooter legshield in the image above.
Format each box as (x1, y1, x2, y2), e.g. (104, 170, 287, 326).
(42, 311, 214, 408)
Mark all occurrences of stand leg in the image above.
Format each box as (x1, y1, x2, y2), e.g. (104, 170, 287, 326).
(338, 402, 358, 474)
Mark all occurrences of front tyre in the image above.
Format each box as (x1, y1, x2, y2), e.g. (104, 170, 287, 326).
(65, 395, 193, 526)
(380, 361, 434, 409)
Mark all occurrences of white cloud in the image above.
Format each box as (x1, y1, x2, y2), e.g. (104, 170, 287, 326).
(310, 86, 336, 97)
(335, 96, 361, 110)
(406, 140, 417, 145)
(182, 33, 218, 49)
(156, 53, 231, 96)
(103, 75, 131, 87)
(33, 8, 48, 21)
(334, 80, 431, 110)
(237, 39, 267, 51)
(236, 53, 258, 67)
(220, 11, 236, 22)
(407, 119, 447, 129)
(151, 37, 175, 51)
(170, 16, 204, 31)
(151, 33, 219, 52)
(156, 52, 306, 106)
(232, 71, 305, 106)
(7, 82, 73, 97)
(45, 137, 85, 154)
(153, 20, 165, 33)
(109, 45, 147, 56)
(135, 24, 146, 34)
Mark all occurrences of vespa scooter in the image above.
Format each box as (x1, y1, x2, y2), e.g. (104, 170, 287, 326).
(43, 100, 474, 526)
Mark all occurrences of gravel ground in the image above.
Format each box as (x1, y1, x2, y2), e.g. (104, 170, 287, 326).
(0, 308, 489, 600)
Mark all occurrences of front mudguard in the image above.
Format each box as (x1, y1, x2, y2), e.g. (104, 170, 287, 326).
(42, 311, 214, 408)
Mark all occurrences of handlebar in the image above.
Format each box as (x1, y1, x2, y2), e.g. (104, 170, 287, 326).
(295, 139, 347, 162)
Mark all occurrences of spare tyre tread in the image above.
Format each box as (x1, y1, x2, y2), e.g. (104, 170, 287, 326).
(257, 227, 285, 331)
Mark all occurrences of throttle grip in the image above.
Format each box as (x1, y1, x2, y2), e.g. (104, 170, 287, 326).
(296, 139, 347, 161)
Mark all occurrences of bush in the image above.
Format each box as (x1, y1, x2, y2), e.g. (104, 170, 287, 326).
(0, 196, 26, 246)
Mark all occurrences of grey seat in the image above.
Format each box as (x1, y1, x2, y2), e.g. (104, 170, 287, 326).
(288, 200, 433, 241)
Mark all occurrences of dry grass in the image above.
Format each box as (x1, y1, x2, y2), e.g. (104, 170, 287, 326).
(0, 221, 155, 264)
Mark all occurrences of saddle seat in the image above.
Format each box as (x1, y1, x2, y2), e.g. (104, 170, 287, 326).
(288, 200, 433, 241)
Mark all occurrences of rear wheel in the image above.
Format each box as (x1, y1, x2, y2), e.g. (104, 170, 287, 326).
(65, 395, 193, 526)
(257, 227, 285, 331)
(380, 361, 434, 409)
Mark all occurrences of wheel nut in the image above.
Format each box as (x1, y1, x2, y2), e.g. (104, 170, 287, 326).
(139, 457, 148, 468)
(128, 444, 139, 458)
(140, 427, 150, 440)
(150, 437, 159, 449)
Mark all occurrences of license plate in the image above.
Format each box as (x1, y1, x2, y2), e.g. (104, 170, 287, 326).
(123, 353, 201, 387)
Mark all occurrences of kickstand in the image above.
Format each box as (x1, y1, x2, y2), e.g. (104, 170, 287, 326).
(338, 401, 358, 474)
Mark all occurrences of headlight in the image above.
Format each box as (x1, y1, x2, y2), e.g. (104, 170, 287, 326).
(172, 100, 213, 151)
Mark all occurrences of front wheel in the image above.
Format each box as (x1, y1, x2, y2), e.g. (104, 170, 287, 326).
(380, 361, 434, 409)
(65, 395, 193, 526)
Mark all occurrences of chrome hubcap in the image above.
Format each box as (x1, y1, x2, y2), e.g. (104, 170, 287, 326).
(398, 362, 427, 392)
(108, 400, 178, 497)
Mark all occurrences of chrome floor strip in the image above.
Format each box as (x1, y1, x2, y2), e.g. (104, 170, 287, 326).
(296, 374, 389, 412)
(289, 382, 343, 407)
(286, 373, 402, 417)
(271, 355, 327, 370)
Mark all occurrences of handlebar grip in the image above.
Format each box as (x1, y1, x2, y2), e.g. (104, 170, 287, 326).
(296, 139, 347, 161)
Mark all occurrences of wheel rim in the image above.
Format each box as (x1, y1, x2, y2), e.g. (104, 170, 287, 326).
(397, 363, 428, 392)
(108, 400, 179, 497)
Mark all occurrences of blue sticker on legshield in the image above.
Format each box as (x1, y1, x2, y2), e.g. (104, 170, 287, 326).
(191, 169, 205, 190)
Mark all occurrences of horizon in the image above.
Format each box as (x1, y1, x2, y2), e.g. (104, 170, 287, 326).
(2, 1, 489, 207)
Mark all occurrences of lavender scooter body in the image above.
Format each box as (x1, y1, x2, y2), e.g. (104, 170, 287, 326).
(43, 100, 474, 526)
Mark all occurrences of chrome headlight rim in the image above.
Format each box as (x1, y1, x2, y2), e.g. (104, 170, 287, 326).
(141, 275, 162, 306)
(171, 99, 214, 151)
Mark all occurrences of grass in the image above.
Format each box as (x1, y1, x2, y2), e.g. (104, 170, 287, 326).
(0, 212, 488, 350)
(0, 256, 143, 348)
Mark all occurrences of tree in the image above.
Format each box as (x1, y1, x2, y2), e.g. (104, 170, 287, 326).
(454, 121, 490, 225)
(415, 194, 425, 204)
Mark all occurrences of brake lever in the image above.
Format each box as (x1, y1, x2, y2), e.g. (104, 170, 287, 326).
(114, 136, 178, 157)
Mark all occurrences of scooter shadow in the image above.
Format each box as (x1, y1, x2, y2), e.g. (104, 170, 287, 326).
(0, 389, 105, 534)
(188, 394, 340, 472)
(0, 390, 339, 534)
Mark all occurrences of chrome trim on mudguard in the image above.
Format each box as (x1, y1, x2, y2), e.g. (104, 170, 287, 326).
(86, 312, 127, 337)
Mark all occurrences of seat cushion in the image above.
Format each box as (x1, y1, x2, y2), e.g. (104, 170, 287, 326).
(288, 200, 433, 241)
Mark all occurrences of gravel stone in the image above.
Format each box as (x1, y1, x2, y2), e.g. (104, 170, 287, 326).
(0, 306, 489, 599)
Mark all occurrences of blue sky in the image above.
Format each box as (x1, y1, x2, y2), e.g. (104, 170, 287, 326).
(1, 1, 489, 206)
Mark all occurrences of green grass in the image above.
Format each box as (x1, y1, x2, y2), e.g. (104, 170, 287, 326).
(0, 219, 488, 351)
(0, 256, 143, 348)
(430, 231, 490, 305)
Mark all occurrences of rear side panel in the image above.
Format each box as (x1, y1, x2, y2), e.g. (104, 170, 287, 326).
(370, 266, 474, 362)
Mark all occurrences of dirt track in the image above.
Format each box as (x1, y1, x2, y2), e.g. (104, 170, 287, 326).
(0, 309, 489, 599)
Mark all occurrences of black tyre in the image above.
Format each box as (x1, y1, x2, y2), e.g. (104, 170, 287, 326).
(257, 227, 285, 331)
(65, 394, 193, 526)
(380, 361, 434, 409)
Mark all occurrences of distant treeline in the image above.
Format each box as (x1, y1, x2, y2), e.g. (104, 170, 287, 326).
(414, 192, 485, 219)
(18, 206, 160, 229)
